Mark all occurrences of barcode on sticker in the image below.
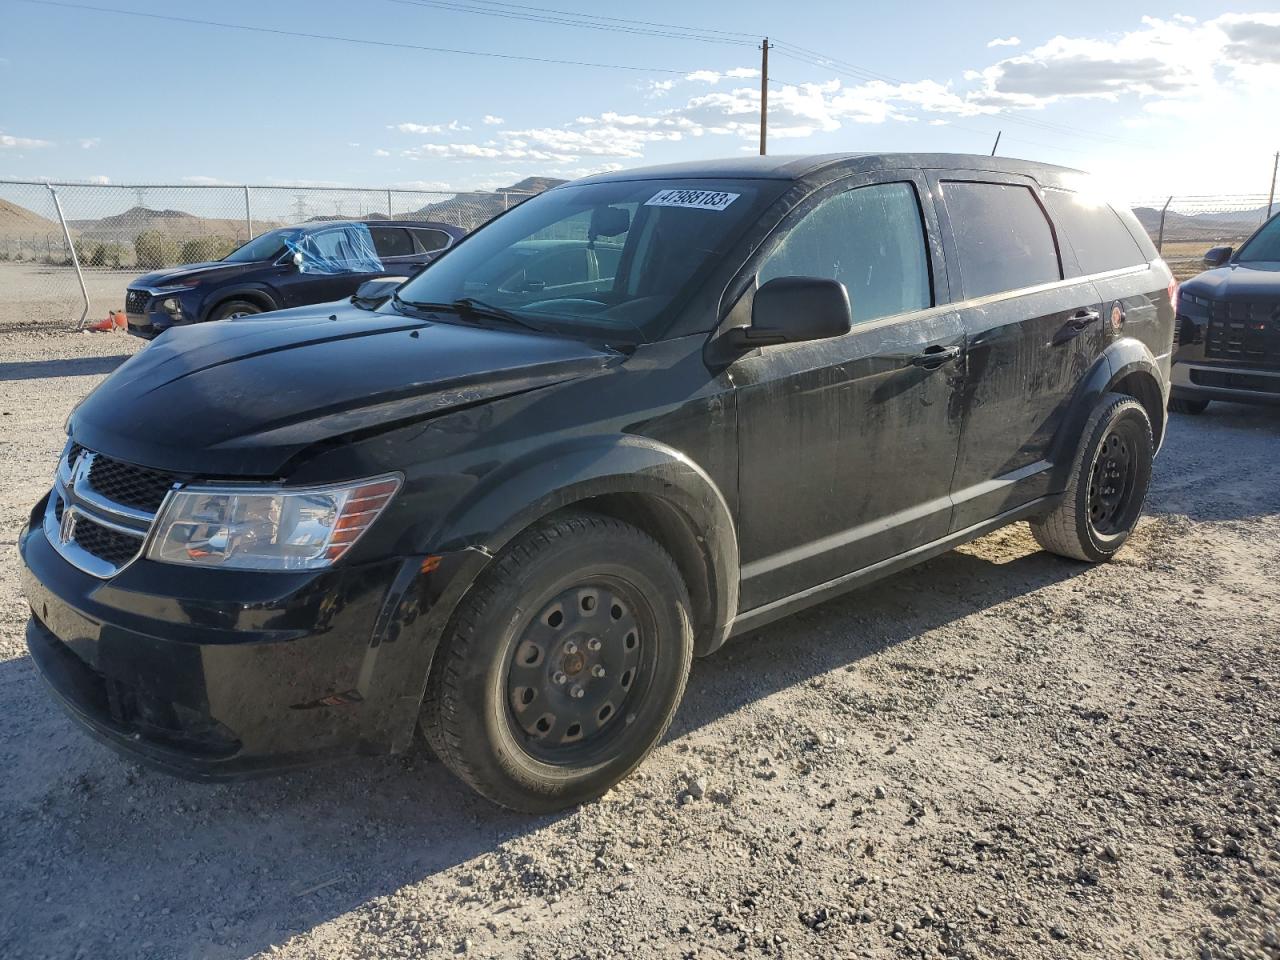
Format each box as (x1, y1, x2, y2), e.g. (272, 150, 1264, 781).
(645, 189, 740, 211)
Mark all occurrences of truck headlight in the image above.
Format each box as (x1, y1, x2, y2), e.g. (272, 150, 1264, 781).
(147, 475, 401, 570)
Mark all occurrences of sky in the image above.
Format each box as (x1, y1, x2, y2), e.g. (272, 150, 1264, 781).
(2, 0, 1279, 203)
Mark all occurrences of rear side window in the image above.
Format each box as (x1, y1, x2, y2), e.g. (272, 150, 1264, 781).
(758, 181, 932, 324)
(411, 228, 452, 253)
(942, 181, 1061, 299)
(1043, 190, 1147, 274)
(370, 226, 414, 258)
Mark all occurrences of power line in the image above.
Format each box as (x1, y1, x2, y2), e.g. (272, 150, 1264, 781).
(16, 0, 702, 74)
(386, 0, 758, 47)
(430, 0, 761, 41)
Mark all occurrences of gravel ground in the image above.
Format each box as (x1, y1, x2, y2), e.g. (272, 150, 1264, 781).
(1, 324, 1278, 960)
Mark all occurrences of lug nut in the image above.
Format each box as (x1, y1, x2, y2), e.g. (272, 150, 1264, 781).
(591, 664, 606, 678)
(563, 641, 579, 655)
(587, 637, 602, 652)
(553, 671, 568, 685)
(570, 684, 585, 699)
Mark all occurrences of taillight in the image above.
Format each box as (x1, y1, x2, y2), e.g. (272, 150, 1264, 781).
(1169, 277, 1179, 309)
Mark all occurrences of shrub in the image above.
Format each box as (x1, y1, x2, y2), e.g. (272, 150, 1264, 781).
(89, 241, 126, 268)
(133, 230, 178, 269)
(179, 235, 236, 264)
(73, 237, 94, 265)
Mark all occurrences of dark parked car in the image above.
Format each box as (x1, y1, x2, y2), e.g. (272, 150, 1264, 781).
(123, 220, 464, 338)
(21, 154, 1173, 811)
(1169, 213, 1280, 412)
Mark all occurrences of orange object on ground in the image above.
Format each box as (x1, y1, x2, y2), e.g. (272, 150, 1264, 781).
(87, 310, 127, 332)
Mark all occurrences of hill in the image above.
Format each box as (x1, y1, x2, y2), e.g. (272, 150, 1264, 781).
(0, 197, 64, 241)
(1131, 204, 1269, 243)
(67, 206, 254, 244)
(398, 177, 566, 228)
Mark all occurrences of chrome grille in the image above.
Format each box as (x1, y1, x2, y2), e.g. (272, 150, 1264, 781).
(44, 443, 179, 578)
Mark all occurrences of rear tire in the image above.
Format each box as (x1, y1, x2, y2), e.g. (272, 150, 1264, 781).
(1030, 393, 1154, 563)
(1168, 396, 1210, 415)
(207, 299, 263, 322)
(420, 511, 693, 813)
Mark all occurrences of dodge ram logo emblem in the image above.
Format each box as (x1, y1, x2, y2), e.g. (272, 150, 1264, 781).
(58, 505, 77, 545)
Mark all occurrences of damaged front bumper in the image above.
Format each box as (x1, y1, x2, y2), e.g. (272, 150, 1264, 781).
(18, 501, 473, 780)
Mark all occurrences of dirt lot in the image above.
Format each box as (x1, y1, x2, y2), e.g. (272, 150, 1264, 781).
(1, 325, 1277, 960)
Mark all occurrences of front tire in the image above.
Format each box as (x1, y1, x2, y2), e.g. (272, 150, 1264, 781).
(420, 511, 693, 813)
(1031, 393, 1154, 563)
(207, 299, 263, 322)
(1168, 396, 1210, 415)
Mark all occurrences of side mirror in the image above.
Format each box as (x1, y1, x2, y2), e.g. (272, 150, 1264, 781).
(351, 277, 408, 308)
(1203, 245, 1233, 267)
(726, 276, 852, 349)
(291, 250, 304, 267)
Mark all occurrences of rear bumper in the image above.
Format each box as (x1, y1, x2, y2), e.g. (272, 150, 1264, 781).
(18, 505, 476, 780)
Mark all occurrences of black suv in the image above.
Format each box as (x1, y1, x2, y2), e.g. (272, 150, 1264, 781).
(1170, 212, 1280, 412)
(124, 220, 464, 339)
(20, 154, 1173, 812)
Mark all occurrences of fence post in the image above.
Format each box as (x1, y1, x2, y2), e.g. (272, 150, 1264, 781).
(1156, 196, 1172, 253)
(502, 191, 509, 211)
(387, 189, 393, 219)
(243, 186, 253, 241)
(47, 185, 90, 330)
(1268, 151, 1278, 220)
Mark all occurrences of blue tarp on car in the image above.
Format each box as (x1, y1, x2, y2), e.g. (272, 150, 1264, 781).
(283, 223, 383, 275)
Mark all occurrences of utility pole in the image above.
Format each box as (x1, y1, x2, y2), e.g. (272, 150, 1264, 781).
(1268, 151, 1278, 219)
(990, 131, 1002, 156)
(759, 36, 771, 156)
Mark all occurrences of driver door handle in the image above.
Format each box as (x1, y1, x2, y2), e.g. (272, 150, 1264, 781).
(908, 344, 962, 369)
(1054, 308, 1101, 345)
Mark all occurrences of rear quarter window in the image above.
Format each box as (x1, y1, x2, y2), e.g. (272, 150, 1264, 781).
(411, 228, 453, 254)
(942, 181, 1062, 299)
(1043, 189, 1147, 274)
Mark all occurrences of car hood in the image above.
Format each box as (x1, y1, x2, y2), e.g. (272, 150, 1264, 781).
(131, 261, 263, 288)
(1182, 261, 1280, 301)
(70, 306, 619, 476)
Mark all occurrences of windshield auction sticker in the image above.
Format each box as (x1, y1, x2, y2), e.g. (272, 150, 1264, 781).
(644, 189, 740, 211)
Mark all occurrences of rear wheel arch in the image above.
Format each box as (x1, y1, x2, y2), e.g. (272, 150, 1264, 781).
(1111, 369, 1166, 450)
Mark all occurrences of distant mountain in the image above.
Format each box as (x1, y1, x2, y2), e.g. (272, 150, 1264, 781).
(0, 198, 61, 240)
(67, 205, 259, 244)
(398, 178, 567, 228)
(1131, 204, 1269, 242)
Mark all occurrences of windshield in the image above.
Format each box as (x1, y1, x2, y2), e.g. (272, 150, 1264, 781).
(223, 229, 292, 263)
(1236, 215, 1280, 263)
(393, 178, 778, 341)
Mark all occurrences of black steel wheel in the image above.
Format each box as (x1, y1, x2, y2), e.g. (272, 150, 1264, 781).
(1087, 420, 1144, 536)
(1031, 393, 1154, 563)
(506, 579, 652, 765)
(420, 511, 693, 812)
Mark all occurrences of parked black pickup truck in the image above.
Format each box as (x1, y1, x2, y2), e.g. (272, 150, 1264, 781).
(1170, 212, 1280, 412)
(20, 154, 1173, 812)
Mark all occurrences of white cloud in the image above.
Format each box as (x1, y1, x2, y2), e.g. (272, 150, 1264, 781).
(78, 137, 100, 149)
(181, 175, 233, 185)
(987, 36, 1021, 48)
(86, 175, 109, 184)
(391, 120, 472, 134)
(482, 115, 505, 125)
(373, 148, 391, 157)
(0, 132, 52, 149)
(726, 67, 760, 79)
(685, 70, 722, 84)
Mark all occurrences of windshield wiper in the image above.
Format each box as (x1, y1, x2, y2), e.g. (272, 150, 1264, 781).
(395, 294, 544, 332)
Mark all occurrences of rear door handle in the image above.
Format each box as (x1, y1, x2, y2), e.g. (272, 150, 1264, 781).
(908, 344, 961, 369)
(1070, 309, 1101, 329)
(1053, 309, 1101, 345)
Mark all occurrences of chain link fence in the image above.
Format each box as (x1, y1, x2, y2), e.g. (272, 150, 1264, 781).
(1129, 194, 1275, 280)
(2, 178, 1276, 331)
(0, 179, 539, 331)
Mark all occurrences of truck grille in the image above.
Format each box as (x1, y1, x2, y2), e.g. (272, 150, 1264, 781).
(124, 289, 150, 314)
(1204, 299, 1280, 368)
(45, 444, 182, 577)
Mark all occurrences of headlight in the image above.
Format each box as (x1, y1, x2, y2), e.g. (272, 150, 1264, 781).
(147, 474, 401, 571)
(161, 297, 181, 314)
